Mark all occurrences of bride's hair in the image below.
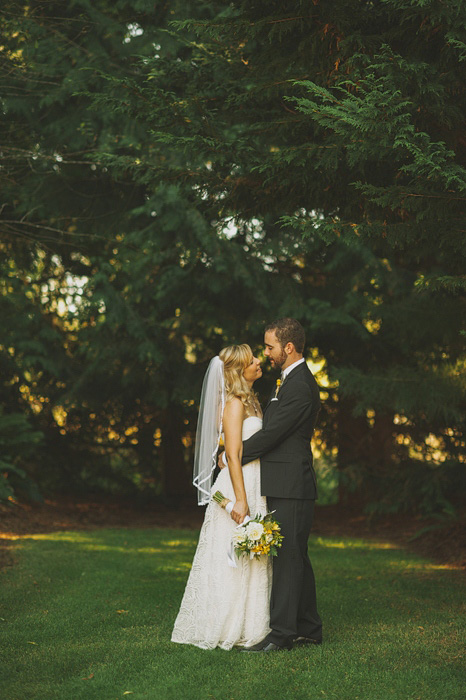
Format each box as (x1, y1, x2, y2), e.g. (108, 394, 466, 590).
(219, 344, 259, 413)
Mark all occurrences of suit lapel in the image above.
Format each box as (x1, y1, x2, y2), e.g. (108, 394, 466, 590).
(263, 363, 306, 416)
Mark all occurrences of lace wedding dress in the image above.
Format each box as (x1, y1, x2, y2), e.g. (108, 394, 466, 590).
(171, 416, 272, 650)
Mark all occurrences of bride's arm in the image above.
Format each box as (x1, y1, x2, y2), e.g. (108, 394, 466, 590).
(223, 397, 249, 524)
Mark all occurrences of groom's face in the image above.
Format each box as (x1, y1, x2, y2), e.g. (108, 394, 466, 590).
(264, 330, 287, 369)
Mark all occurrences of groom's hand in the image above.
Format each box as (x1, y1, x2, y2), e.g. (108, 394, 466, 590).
(231, 500, 249, 524)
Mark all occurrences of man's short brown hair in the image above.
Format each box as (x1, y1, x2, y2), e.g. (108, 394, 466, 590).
(265, 318, 305, 354)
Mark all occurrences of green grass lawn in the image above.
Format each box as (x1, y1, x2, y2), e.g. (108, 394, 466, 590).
(0, 528, 464, 700)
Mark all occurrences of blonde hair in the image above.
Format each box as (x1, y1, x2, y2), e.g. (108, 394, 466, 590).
(219, 344, 259, 414)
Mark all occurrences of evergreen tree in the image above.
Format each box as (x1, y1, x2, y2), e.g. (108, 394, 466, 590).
(0, 0, 274, 499)
(1, 0, 464, 511)
(1, 0, 204, 497)
(90, 0, 465, 511)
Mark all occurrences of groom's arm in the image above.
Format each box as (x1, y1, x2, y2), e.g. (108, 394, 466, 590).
(241, 382, 314, 464)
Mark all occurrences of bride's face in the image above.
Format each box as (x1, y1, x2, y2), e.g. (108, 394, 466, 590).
(242, 355, 262, 384)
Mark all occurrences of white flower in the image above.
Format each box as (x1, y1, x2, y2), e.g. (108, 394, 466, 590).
(245, 521, 264, 542)
(232, 532, 246, 544)
(266, 533, 273, 543)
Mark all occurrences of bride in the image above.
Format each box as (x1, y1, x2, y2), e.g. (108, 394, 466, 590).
(171, 344, 272, 650)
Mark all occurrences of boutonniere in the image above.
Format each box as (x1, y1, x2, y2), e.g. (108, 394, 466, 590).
(274, 379, 281, 398)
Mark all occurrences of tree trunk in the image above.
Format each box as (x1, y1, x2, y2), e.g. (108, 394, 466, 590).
(337, 401, 395, 507)
(336, 399, 369, 507)
(161, 408, 191, 498)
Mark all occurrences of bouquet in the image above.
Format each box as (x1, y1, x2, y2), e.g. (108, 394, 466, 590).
(212, 490, 284, 563)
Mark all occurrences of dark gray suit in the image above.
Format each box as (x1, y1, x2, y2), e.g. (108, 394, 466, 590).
(242, 361, 322, 647)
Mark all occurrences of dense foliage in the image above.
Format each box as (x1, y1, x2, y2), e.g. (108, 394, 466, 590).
(1, 0, 464, 513)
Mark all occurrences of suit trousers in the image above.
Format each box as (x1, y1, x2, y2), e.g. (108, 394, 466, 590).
(266, 497, 322, 647)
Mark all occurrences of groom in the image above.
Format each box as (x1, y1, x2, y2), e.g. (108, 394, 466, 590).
(224, 318, 322, 652)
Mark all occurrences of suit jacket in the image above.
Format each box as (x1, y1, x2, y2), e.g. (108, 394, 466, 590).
(241, 362, 320, 499)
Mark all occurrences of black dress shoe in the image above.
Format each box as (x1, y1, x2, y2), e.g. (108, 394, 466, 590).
(293, 636, 322, 646)
(241, 641, 291, 652)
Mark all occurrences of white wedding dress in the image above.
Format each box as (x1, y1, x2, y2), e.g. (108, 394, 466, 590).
(171, 416, 272, 650)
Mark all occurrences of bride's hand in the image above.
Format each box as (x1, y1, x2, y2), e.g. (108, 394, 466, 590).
(218, 450, 227, 469)
(231, 499, 249, 524)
